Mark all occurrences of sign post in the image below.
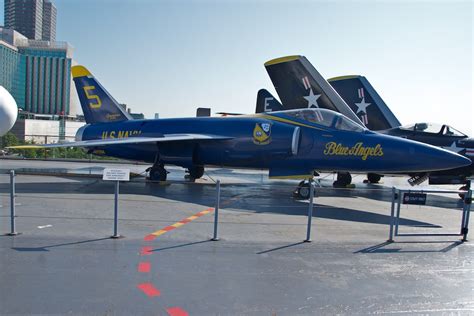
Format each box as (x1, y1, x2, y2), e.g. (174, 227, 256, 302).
(103, 168, 130, 239)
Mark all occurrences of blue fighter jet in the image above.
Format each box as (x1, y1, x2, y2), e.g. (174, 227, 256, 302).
(11, 66, 470, 198)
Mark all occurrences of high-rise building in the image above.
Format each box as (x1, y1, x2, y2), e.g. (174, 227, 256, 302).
(41, 0, 56, 41)
(19, 40, 73, 115)
(0, 27, 74, 116)
(4, 0, 44, 40)
(0, 28, 27, 108)
(4, 0, 57, 41)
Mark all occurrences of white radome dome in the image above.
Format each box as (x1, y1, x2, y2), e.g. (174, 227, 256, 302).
(0, 86, 18, 136)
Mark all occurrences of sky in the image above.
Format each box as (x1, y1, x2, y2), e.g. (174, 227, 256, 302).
(1, 0, 473, 134)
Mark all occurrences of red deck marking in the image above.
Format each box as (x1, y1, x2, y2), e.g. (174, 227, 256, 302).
(166, 307, 189, 316)
(138, 262, 151, 273)
(163, 226, 176, 232)
(137, 283, 161, 297)
(140, 246, 152, 255)
(144, 234, 156, 241)
(179, 218, 191, 224)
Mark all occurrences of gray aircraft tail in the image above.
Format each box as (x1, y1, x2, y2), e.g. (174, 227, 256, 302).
(328, 75, 401, 130)
(264, 55, 364, 126)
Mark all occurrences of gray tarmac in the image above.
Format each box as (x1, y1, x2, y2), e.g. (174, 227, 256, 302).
(0, 159, 472, 315)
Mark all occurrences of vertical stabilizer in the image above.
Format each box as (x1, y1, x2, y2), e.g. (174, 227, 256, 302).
(255, 89, 283, 113)
(72, 66, 132, 124)
(328, 75, 401, 130)
(264, 55, 364, 126)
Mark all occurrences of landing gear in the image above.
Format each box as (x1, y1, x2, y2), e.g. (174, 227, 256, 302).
(333, 172, 352, 188)
(148, 164, 167, 181)
(294, 180, 311, 200)
(367, 173, 382, 184)
(459, 185, 468, 200)
(187, 166, 204, 180)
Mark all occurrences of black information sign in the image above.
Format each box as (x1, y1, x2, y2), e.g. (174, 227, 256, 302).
(402, 192, 427, 205)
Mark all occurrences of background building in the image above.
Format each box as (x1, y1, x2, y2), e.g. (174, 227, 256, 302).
(0, 28, 27, 107)
(4, 0, 44, 40)
(41, 0, 56, 41)
(19, 40, 73, 115)
(0, 27, 74, 116)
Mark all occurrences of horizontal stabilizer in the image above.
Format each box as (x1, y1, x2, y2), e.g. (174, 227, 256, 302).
(8, 134, 233, 149)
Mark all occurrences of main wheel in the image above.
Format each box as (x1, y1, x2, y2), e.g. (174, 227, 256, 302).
(149, 166, 167, 181)
(296, 182, 311, 200)
(367, 173, 382, 184)
(188, 166, 204, 179)
(459, 185, 468, 200)
(333, 172, 352, 187)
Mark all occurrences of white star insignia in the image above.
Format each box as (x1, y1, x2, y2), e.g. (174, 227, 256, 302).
(442, 141, 464, 153)
(303, 88, 321, 108)
(355, 97, 371, 114)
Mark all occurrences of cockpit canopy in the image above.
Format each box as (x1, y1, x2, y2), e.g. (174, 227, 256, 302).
(279, 108, 366, 132)
(400, 123, 466, 137)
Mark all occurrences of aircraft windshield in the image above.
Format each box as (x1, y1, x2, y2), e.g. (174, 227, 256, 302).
(282, 109, 365, 132)
(401, 123, 467, 137)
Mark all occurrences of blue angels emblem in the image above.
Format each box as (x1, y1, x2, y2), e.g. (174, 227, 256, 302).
(253, 122, 272, 145)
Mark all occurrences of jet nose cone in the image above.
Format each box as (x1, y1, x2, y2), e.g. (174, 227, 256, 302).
(410, 142, 472, 172)
(0, 86, 18, 136)
(435, 148, 472, 170)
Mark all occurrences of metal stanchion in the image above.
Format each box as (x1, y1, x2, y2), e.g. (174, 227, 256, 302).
(211, 180, 220, 241)
(111, 180, 121, 239)
(461, 181, 472, 242)
(394, 189, 402, 236)
(7, 170, 18, 236)
(304, 181, 315, 242)
(388, 187, 396, 242)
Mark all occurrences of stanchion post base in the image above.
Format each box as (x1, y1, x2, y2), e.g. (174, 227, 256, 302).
(304, 239, 311, 243)
(6, 232, 20, 236)
(387, 239, 394, 243)
(211, 237, 220, 241)
(110, 235, 123, 239)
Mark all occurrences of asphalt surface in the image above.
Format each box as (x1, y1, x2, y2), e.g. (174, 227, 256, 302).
(0, 159, 472, 315)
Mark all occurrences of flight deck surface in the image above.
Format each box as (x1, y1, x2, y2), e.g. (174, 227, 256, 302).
(0, 159, 472, 315)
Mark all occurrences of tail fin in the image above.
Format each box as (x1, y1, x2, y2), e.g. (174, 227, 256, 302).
(264, 55, 364, 126)
(328, 75, 401, 131)
(72, 66, 132, 124)
(255, 89, 283, 113)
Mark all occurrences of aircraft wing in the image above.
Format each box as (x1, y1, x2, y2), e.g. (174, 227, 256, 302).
(8, 134, 233, 149)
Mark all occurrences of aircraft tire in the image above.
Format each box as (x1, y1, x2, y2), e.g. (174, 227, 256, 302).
(459, 185, 468, 200)
(367, 173, 382, 184)
(188, 166, 204, 179)
(150, 167, 167, 181)
(333, 172, 352, 188)
(297, 183, 311, 200)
